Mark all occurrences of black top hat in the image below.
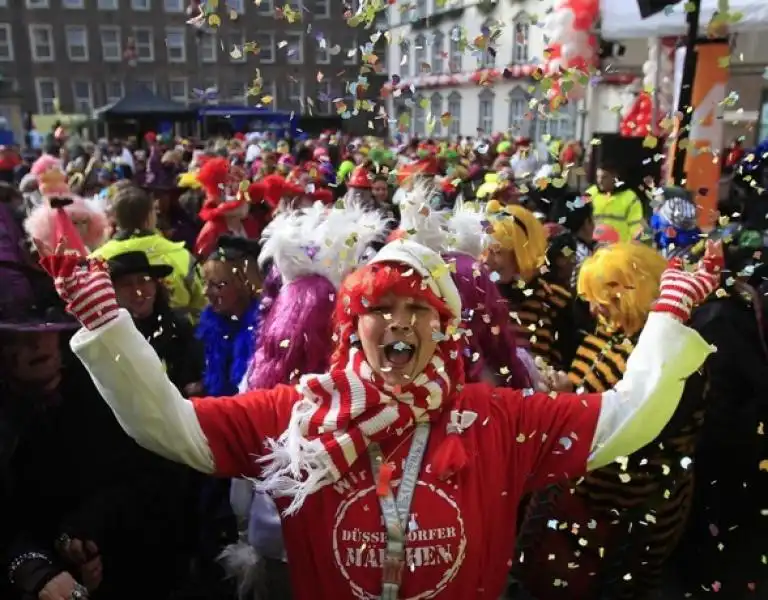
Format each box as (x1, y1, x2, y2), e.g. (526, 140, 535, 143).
(107, 251, 174, 281)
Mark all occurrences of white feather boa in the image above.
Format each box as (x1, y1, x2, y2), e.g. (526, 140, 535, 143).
(445, 198, 491, 259)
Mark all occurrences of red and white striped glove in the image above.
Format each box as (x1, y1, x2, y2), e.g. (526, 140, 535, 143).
(40, 253, 120, 331)
(652, 241, 724, 323)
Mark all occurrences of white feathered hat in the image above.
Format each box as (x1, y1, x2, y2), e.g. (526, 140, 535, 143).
(445, 198, 491, 258)
(258, 200, 390, 287)
(396, 181, 450, 253)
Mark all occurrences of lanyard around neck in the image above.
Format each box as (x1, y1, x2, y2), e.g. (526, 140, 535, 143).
(368, 423, 431, 600)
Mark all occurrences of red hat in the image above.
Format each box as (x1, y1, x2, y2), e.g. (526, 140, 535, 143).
(593, 223, 621, 245)
(414, 156, 439, 176)
(348, 166, 372, 189)
(234, 132, 245, 141)
(144, 131, 157, 144)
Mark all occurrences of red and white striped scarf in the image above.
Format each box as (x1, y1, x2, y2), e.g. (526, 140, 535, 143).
(256, 347, 451, 514)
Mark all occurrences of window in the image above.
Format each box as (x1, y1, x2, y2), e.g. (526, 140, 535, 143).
(255, 32, 275, 63)
(413, 34, 425, 75)
(513, 17, 530, 63)
(168, 78, 189, 102)
(35, 78, 58, 114)
(63, 0, 85, 8)
(258, 0, 274, 14)
(414, 0, 426, 18)
(199, 33, 217, 62)
(26, 0, 49, 6)
(97, 0, 118, 8)
(317, 80, 334, 113)
(430, 93, 442, 136)
(447, 92, 461, 137)
(196, 78, 219, 104)
(104, 80, 124, 104)
(284, 31, 304, 64)
(478, 22, 495, 69)
(344, 36, 358, 65)
(315, 0, 330, 19)
(413, 95, 426, 136)
(431, 31, 444, 74)
(229, 0, 245, 13)
(131, 0, 150, 10)
(135, 78, 156, 93)
(316, 38, 331, 64)
(133, 27, 154, 62)
(165, 27, 186, 62)
(398, 40, 410, 77)
(66, 26, 89, 61)
(29, 25, 54, 62)
(536, 103, 577, 140)
(228, 81, 247, 105)
(72, 80, 93, 113)
(257, 79, 277, 108)
(100, 26, 121, 62)
(478, 89, 494, 133)
(228, 30, 245, 62)
(508, 87, 528, 133)
(163, 0, 183, 12)
(0, 24, 13, 62)
(449, 26, 462, 73)
(288, 79, 304, 112)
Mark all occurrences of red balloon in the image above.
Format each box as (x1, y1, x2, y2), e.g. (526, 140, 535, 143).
(573, 13, 594, 30)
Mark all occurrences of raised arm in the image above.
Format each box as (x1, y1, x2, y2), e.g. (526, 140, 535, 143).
(504, 242, 722, 491)
(38, 245, 296, 477)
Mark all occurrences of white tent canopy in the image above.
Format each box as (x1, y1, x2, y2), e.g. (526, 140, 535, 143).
(600, 0, 768, 39)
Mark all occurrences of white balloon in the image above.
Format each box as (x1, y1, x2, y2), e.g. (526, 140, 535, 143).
(552, 9, 575, 31)
(548, 24, 567, 42)
(643, 74, 656, 89)
(642, 61, 657, 76)
(561, 43, 579, 60)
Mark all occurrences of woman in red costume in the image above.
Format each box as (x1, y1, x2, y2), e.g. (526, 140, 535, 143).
(39, 235, 721, 600)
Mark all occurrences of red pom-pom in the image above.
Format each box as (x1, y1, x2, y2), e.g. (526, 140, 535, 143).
(431, 433, 468, 481)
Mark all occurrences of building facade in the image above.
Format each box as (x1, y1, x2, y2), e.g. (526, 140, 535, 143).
(0, 0, 363, 118)
(383, 0, 768, 145)
(383, 0, 583, 139)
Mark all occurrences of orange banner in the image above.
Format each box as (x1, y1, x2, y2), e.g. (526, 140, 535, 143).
(668, 41, 729, 230)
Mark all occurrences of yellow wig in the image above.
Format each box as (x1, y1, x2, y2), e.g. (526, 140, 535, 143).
(178, 171, 202, 189)
(486, 201, 547, 282)
(577, 242, 667, 335)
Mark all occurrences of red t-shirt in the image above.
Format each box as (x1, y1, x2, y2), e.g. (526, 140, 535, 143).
(194, 383, 602, 599)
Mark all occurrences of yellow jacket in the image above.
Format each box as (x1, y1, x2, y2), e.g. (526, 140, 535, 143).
(586, 185, 645, 243)
(91, 232, 206, 319)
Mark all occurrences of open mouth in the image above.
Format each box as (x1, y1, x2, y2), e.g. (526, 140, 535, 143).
(383, 341, 416, 368)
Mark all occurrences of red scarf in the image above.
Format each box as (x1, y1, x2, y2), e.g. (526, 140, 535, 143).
(257, 347, 451, 514)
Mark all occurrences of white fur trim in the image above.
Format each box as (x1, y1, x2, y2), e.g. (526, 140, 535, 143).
(369, 239, 462, 322)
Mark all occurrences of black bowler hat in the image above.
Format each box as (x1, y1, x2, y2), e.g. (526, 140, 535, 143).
(107, 251, 174, 281)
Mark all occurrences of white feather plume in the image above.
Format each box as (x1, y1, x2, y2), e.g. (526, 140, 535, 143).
(258, 200, 390, 288)
(397, 181, 450, 253)
(258, 204, 328, 283)
(312, 199, 392, 288)
(217, 541, 263, 600)
(445, 198, 490, 258)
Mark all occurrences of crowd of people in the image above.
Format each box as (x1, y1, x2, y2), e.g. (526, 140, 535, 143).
(0, 128, 766, 600)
